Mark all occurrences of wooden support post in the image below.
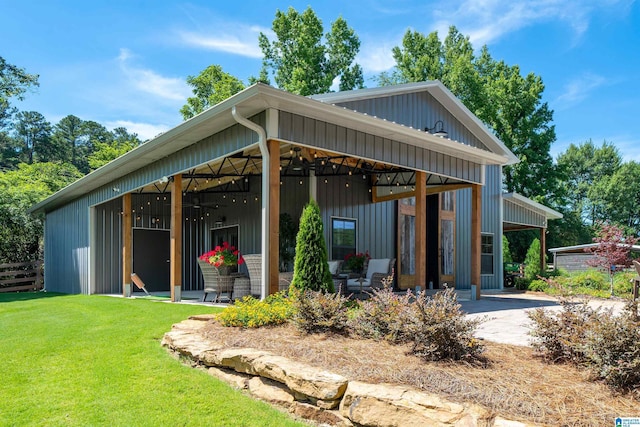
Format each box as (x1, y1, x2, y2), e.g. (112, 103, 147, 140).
(268, 139, 280, 296)
(170, 174, 182, 302)
(415, 171, 427, 288)
(540, 227, 547, 274)
(471, 184, 482, 300)
(122, 193, 132, 297)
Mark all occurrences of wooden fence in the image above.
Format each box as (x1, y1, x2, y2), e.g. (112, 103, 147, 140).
(0, 261, 43, 293)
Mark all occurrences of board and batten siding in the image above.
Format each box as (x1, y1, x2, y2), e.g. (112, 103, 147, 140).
(332, 92, 490, 152)
(44, 198, 90, 293)
(44, 117, 264, 295)
(278, 112, 483, 185)
(317, 173, 396, 262)
(455, 165, 503, 290)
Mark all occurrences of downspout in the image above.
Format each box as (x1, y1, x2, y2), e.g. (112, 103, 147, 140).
(232, 106, 269, 300)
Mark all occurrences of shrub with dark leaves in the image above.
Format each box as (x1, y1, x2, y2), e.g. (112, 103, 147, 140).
(582, 300, 640, 390)
(528, 298, 598, 364)
(291, 290, 350, 334)
(529, 298, 640, 391)
(348, 286, 413, 343)
(405, 288, 484, 362)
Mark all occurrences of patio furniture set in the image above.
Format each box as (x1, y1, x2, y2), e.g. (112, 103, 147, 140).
(198, 255, 395, 303)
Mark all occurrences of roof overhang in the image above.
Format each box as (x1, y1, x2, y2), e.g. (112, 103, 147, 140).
(503, 192, 563, 221)
(549, 243, 640, 253)
(30, 83, 515, 214)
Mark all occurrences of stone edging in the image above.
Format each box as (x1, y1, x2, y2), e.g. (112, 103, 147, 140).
(162, 316, 543, 427)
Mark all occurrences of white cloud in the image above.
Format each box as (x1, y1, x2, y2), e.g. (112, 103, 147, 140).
(554, 73, 607, 109)
(176, 22, 270, 59)
(357, 44, 397, 73)
(429, 0, 631, 46)
(105, 120, 171, 141)
(117, 48, 190, 101)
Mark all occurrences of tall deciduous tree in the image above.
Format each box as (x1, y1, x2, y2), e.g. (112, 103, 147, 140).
(379, 26, 557, 199)
(180, 65, 245, 120)
(258, 6, 363, 95)
(556, 140, 622, 225)
(0, 162, 82, 263)
(88, 127, 141, 170)
(0, 56, 39, 127)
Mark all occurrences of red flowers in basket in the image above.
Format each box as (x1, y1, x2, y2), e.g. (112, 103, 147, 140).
(199, 242, 244, 268)
(344, 251, 370, 272)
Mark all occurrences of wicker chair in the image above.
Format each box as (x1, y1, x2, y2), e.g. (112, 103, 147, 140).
(242, 254, 262, 297)
(197, 259, 233, 303)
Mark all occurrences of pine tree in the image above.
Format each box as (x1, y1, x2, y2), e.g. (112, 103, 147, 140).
(524, 238, 541, 281)
(290, 200, 334, 292)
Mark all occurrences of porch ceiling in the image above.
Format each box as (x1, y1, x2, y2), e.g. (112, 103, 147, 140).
(31, 83, 509, 214)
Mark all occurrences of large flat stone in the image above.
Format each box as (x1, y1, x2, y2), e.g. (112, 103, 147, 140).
(248, 376, 295, 404)
(340, 381, 492, 427)
(251, 354, 348, 401)
(207, 366, 251, 389)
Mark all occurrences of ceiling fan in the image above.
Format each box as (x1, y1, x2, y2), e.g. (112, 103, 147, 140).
(182, 196, 224, 210)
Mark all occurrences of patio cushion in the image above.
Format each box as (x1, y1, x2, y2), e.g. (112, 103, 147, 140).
(328, 260, 341, 275)
(365, 258, 390, 280)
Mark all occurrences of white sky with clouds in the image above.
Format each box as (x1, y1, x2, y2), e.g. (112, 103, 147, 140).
(1, 0, 639, 161)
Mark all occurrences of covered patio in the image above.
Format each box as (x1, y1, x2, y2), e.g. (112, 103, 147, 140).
(31, 82, 520, 300)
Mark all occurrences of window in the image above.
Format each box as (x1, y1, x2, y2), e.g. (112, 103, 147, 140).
(481, 234, 494, 275)
(331, 218, 356, 261)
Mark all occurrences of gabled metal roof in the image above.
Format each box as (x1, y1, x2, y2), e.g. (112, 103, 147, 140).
(312, 81, 520, 166)
(30, 83, 516, 214)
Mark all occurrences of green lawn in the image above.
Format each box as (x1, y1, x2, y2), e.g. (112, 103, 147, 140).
(0, 292, 307, 426)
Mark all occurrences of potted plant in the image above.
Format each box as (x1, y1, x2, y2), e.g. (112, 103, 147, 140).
(344, 251, 370, 275)
(199, 242, 244, 275)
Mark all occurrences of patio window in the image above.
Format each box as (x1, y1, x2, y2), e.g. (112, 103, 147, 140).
(331, 217, 356, 261)
(481, 233, 494, 275)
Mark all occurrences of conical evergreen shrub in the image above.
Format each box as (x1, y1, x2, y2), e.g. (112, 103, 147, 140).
(290, 200, 334, 293)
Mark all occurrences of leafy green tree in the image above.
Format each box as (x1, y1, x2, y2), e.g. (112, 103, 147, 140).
(556, 140, 622, 225)
(523, 238, 541, 281)
(0, 162, 82, 263)
(290, 200, 334, 293)
(88, 127, 140, 170)
(379, 26, 557, 199)
(0, 56, 39, 127)
(13, 111, 51, 164)
(180, 65, 245, 120)
(595, 161, 640, 231)
(258, 6, 363, 95)
(50, 116, 113, 173)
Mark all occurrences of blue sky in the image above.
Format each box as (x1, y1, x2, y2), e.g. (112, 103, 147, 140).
(2, 0, 638, 161)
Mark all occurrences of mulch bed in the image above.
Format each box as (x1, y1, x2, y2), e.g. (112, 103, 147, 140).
(202, 321, 639, 427)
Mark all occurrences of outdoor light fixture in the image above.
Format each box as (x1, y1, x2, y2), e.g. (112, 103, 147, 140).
(424, 120, 448, 138)
(291, 147, 304, 171)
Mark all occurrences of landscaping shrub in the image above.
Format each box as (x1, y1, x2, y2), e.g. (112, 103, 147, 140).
(290, 201, 334, 293)
(291, 290, 350, 334)
(582, 300, 640, 390)
(405, 287, 484, 362)
(216, 292, 294, 327)
(348, 287, 413, 343)
(570, 270, 607, 291)
(515, 277, 530, 290)
(528, 298, 596, 363)
(529, 298, 640, 391)
(527, 279, 549, 292)
(523, 238, 541, 281)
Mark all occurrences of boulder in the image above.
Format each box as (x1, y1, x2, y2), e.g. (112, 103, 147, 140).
(251, 354, 348, 402)
(207, 347, 272, 375)
(162, 329, 220, 360)
(289, 402, 353, 427)
(248, 376, 295, 404)
(340, 381, 492, 427)
(207, 366, 250, 389)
